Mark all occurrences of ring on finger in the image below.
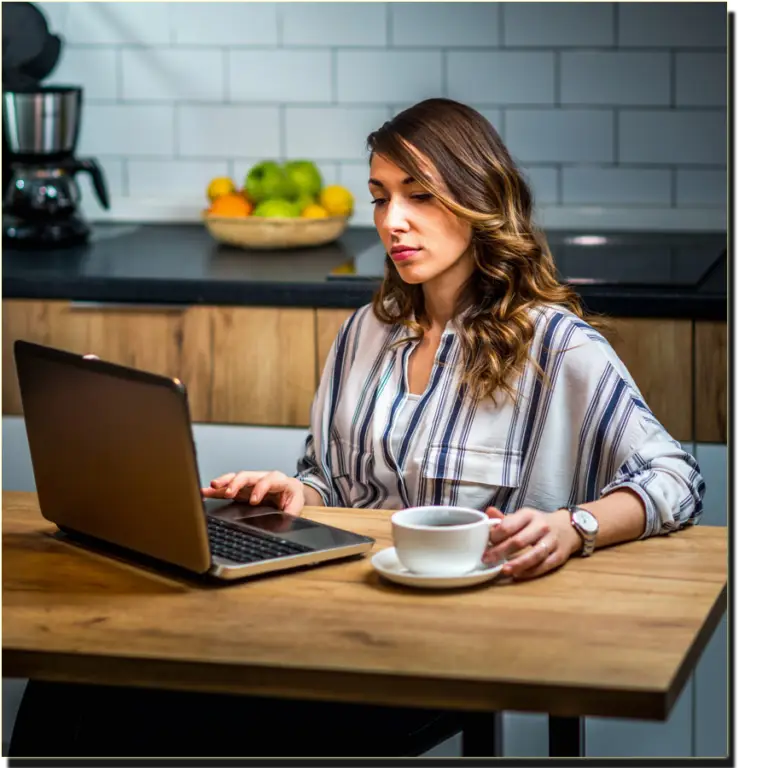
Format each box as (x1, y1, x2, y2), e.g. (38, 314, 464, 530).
(538, 539, 550, 555)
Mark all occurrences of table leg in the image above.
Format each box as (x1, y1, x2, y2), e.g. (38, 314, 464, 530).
(548, 715, 584, 757)
(461, 711, 502, 756)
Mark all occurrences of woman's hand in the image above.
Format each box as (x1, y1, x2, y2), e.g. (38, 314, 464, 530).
(201, 470, 305, 516)
(482, 506, 582, 580)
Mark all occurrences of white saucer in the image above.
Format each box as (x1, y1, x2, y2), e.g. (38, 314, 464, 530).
(370, 547, 504, 590)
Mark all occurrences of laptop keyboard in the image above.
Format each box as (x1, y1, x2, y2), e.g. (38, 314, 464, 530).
(207, 516, 313, 564)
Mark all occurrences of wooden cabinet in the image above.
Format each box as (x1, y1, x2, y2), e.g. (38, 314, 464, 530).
(2, 300, 316, 428)
(2, 300, 726, 439)
(208, 307, 315, 428)
(2, 300, 212, 421)
(607, 318, 694, 442)
(694, 322, 727, 443)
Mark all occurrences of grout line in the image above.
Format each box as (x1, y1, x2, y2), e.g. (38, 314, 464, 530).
(63, 42, 728, 54)
(613, 1, 620, 47)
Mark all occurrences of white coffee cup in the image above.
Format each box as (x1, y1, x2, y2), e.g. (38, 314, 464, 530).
(391, 505, 502, 577)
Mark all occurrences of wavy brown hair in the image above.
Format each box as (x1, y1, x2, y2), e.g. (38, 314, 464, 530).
(367, 98, 606, 404)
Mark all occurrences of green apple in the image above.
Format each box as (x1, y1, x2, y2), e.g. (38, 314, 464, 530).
(252, 199, 301, 218)
(295, 193, 315, 213)
(284, 160, 323, 199)
(244, 161, 298, 203)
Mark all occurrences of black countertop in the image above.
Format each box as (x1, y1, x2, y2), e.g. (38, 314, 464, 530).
(2, 223, 727, 320)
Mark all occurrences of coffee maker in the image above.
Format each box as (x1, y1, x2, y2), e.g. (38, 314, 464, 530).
(2, 86, 110, 248)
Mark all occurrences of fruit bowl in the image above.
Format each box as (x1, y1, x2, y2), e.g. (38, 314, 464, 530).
(201, 212, 350, 250)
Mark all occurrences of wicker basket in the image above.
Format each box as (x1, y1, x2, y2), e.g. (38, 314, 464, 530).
(202, 211, 349, 250)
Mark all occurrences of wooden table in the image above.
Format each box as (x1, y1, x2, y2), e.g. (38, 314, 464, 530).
(2, 491, 728, 757)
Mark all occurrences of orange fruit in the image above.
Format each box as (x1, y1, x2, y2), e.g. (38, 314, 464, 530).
(208, 193, 252, 217)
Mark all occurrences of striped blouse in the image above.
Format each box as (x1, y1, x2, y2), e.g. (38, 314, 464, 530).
(295, 303, 705, 538)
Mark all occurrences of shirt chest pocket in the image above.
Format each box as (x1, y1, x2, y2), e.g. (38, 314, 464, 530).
(421, 444, 523, 509)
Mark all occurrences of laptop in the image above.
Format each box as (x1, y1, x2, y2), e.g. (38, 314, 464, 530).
(13, 339, 375, 582)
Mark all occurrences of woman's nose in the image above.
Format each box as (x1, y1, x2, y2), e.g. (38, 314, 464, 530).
(382, 199, 409, 233)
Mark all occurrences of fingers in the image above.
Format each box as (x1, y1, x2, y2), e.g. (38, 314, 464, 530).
(484, 508, 547, 564)
(503, 535, 564, 580)
(248, 472, 285, 505)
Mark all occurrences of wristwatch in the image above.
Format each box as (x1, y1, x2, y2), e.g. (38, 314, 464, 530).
(567, 506, 599, 557)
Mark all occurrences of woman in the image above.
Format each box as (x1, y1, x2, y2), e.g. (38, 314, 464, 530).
(12, 99, 705, 759)
(204, 98, 704, 580)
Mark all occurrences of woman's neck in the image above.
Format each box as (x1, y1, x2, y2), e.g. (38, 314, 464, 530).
(421, 250, 474, 331)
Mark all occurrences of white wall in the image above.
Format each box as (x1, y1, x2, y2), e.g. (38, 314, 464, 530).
(36, 1, 726, 231)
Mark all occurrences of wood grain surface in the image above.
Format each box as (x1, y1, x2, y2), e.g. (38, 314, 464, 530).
(3, 492, 727, 721)
(315, 308, 355, 384)
(695, 321, 728, 443)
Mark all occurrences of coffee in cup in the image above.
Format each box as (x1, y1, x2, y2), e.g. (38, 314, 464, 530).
(390, 505, 501, 577)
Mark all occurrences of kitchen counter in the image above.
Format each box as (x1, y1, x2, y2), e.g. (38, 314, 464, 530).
(2, 223, 726, 320)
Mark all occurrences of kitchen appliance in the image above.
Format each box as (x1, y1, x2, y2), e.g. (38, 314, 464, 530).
(3, 86, 110, 248)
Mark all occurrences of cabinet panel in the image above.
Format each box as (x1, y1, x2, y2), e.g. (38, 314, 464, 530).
(209, 307, 315, 427)
(316, 309, 355, 385)
(694, 322, 727, 443)
(608, 318, 693, 442)
(2, 300, 212, 421)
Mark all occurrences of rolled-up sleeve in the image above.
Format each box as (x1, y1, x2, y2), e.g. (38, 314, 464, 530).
(600, 417, 706, 537)
(559, 321, 706, 538)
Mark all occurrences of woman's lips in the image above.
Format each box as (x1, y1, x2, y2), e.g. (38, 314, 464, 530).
(390, 248, 420, 262)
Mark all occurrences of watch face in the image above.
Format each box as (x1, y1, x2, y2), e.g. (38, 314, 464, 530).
(574, 509, 598, 534)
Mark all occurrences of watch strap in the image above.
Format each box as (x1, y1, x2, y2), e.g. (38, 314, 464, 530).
(567, 505, 597, 557)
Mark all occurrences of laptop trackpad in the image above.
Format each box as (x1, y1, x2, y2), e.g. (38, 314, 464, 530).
(209, 502, 359, 550)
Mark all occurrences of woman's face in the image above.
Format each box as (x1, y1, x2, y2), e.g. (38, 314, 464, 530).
(368, 152, 473, 287)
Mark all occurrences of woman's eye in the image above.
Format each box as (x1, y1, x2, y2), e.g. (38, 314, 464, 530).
(370, 198, 387, 207)
(412, 193, 433, 202)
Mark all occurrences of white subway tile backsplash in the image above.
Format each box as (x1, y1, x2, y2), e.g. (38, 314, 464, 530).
(172, 2, 278, 45)
(54, 2, 173, 45)
(178, 105, 280, 158)
(505, 109, 614, 164)
(44, 2, 725, 225)
(78, 105, 174, 156)
(619, 110, 726, 165)
(522, 166, 559, 205)
(619, 2, 726, 48)
(337, 51, 442, 104)
(393, 2, 498, 47)
(230, 51, 332, 103)
(447, 52, 555, 105)
(504, 2, 614, 47)
(232, 161, 338, 189)
(563, 168, 672, 206)
(676, 53, 727, 107)
(561, 52, 670, 106)
(285, 107, 389, 160)
(122, 48, 224, 102)
(48, 48, 119, 100)
(676, 170, 727, 208)
(127, 160, 229, 199)
(339, 163, 375, 228)
(281, 2, 387, 47)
